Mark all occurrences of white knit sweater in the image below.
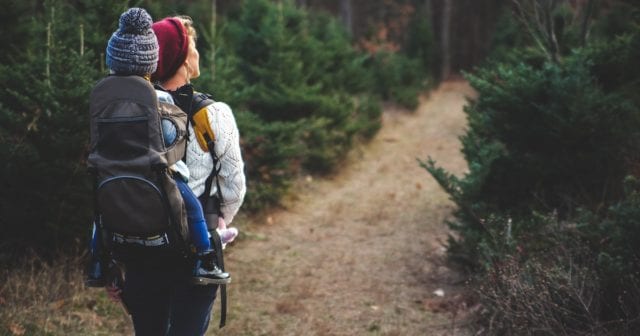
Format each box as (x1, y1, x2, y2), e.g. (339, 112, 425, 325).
(185, 101, 246, 224)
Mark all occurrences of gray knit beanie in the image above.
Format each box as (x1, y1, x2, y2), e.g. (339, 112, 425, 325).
(106, 8, 158, 75)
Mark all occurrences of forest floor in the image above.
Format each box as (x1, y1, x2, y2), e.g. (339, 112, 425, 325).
(220, 80, 475, 335)
(0, 81, 475, 336)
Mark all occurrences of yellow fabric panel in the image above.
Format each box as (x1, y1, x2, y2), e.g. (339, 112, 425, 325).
(192, 107, 216, 152)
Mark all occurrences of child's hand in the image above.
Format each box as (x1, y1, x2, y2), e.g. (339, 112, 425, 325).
(216, 217, 238, 246)
(218, 227, 238, 245)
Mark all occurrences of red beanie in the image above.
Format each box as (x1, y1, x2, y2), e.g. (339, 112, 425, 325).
(151, 18, 189, 83)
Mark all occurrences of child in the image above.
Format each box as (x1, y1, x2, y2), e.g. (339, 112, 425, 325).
(86, 7, 237, 288)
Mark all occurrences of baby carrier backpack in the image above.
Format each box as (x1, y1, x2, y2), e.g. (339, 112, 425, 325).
(87, 75, 189, 260)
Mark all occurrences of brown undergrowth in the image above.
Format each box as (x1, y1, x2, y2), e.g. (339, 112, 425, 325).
(0, 252, 130, 335)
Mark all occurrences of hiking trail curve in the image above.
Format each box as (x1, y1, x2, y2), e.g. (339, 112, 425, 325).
(221, 81, 475, 336)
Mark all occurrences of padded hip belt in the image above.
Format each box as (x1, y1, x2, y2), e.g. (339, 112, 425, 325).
(112, 232, 171, 247)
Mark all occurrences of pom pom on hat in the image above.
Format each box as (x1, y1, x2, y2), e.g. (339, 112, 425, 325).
(106, 8, 159, 75)
(119, 7, 153, 34)
(152, 18, 190, 83)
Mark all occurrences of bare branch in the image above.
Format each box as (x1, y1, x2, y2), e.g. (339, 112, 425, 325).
(580, 0, 596, 46)
(544, 0, 560, 62)
(513, 0, 552, 59)
(511, 0, 563, 63)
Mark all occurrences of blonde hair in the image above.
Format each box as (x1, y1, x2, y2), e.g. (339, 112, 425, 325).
(174, 16, 197, 42)
(173, 16, 198, 82)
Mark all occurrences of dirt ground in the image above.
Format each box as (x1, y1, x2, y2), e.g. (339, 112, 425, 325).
(218, 81, 475, 336)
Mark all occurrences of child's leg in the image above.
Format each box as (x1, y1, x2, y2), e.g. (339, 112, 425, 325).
(86, 220, 108, 286)
(90, 221, 101, 256)
(175, 177, 230, 285)
(174, 177, 211, 253)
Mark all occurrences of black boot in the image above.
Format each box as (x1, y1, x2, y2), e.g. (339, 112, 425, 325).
(192, 251, 231, 285)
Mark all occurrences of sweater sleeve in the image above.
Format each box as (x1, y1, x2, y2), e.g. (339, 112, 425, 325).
(186, 101, 246, 224)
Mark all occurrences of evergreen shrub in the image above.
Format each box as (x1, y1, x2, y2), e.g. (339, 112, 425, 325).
(222, 0, 382, 178)
(367, 51, 425, 111)
(233, 110, 304, 212)
(422, 22, 640, 334)
(0, 1, 100, 257)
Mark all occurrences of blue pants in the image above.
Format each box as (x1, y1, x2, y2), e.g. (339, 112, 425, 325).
(122, 263, 218, 336)
(174, 177, 211, 253)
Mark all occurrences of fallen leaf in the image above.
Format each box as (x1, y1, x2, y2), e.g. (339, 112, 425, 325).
(49, 299, 66, 310)
(423, 298, 448, 313)
(8, 322, 25, 336)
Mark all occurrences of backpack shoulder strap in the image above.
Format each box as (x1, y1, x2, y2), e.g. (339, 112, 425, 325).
(190, 92, 217, 153)
(192, 92, 224, 209)
(192, 91, 228, 329)
(191, 92, 215, 115)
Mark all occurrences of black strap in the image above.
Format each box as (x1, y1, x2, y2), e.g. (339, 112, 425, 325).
(209, 226, 227, 328)
(158, 83, 195, 117)
(191, 92, 215, 116)
(202, 140, 224, 216)
(202, 140, 228, 329)
(196, 91, 223, 217)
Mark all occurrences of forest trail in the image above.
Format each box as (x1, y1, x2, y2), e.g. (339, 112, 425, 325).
(221, 81, 474, 336)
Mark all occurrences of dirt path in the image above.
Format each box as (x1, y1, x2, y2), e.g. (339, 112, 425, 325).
(220, 81, 474, 336)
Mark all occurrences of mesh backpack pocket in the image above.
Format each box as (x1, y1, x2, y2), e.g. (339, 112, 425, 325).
(97, 116, 149, 160)
(97, 176, 170, 236)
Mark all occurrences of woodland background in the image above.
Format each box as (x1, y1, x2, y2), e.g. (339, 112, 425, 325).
(1, 0, 640, 334)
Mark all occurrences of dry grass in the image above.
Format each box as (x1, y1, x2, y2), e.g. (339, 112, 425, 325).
(0, 252, 131, 336)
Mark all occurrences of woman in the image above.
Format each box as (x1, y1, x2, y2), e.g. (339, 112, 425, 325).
(119, 15, 246, 336)
(152, 16, 246, 226)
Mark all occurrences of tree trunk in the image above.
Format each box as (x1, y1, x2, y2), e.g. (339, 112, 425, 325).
(210, 0, 217, 76)
(340, 0, 353, 35)
(425, 0, 432, 13)
(441, 0, 452, 79)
